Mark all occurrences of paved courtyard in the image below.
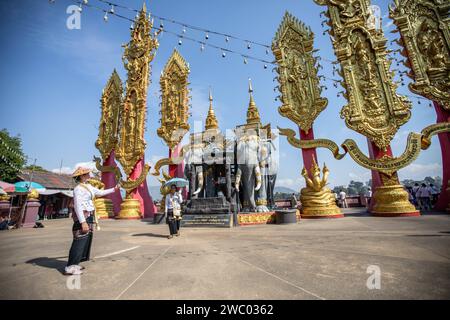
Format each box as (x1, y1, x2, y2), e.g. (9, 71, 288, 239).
(0, 209, 449, 300)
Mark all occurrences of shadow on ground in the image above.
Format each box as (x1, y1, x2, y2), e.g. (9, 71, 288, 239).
(26, 257, 67, 274)
(132, 233, 168, 238)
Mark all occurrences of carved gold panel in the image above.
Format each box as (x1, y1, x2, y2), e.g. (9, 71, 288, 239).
(272, 12, 328, 134)
(390, 0, 450, 110)
(157, 49, 190, 150)
(95, 69, 122, 160)
(315, 0, 412, 151)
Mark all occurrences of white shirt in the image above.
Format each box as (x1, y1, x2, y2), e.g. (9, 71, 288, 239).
(165, 192, 183, 214)
(73, 183, 115, 223)
(339, 191, 346, 200)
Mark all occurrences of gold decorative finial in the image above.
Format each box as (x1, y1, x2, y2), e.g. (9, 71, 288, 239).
(246, 79, 261, 125)
(205, 88, 219, 130)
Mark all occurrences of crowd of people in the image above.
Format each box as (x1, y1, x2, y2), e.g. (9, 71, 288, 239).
(406, 183, 440, 211)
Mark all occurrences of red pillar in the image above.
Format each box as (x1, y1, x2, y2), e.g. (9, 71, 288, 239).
(101, 150, 123, 217)
(299, 127, 318, 171)
(129, 157, 157, 218)
(433, 102, 450, 211)
(367, 138, 393, 213)
(168, 143, 187, 199)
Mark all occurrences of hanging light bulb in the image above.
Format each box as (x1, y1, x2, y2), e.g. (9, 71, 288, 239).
(130, 23, 134, 30)
(78, 3, 82, 12)
(225, 36, 229, 42)
(178, 38, 182, 45)
(160, 21, 164, 29)
(243, 57, 248, 64)
(182, 26, 186, 33)
(265, 49, 269, 55)
(247, 42, 251, 49)
(110, 5, 114, 14)
(83, 0, 88, 4)
(205, 33, 209, 40)
(104, 12, 108, 22)
(222, 51, 226, 58)
(264, 64, 268, 69)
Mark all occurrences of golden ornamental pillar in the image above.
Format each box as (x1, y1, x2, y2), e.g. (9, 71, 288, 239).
(94, 69, 123, 218)
(314, 0, 418, 216)
(157, 49, 190, 189)
(272, 12, 342, 218)
(389, 0, 450, 211)
(116, 4, 159, 219)
(86, 179, 113, 219)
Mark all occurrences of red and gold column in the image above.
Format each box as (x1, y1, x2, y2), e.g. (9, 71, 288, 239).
(390, 0, 450, 211)
(115, 4, 158, 219)
(315, 0, 418, 216)
(272, 12, 342, 218)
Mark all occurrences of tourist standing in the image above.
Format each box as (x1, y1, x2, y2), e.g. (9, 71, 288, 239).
(290, 193, 298, 209)
(412, 183, 420, 207)
(339, 189, 348, 208)
(65, 167, 118, 276)
(417, 183, 431, 211)
(165, 184, 183, 239)
(429, 184, 439, 206)
(365, 187, 372, 207)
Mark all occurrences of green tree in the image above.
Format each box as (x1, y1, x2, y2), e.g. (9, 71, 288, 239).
(23, 165, 47, 172)
(0, 129, 26, 183)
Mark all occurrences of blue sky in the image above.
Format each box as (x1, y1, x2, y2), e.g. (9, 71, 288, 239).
(0, 0, 443, 191)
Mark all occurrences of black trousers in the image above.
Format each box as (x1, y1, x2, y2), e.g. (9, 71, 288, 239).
(67, 216, 94, 266)
(166, 209, 181, 235)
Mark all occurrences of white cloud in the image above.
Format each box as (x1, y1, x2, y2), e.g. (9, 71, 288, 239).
(51, 161, 97, 175)
(348, 171, 371, 181)
(399, 162, 442, 179)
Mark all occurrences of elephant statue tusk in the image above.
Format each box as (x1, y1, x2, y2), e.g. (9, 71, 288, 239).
(254, 165, 262, 191)
(235, 168, 241, 191)
(192, 171, 204, 195)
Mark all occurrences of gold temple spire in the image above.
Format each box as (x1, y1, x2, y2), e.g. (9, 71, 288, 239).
(246, 78, 261, 125)
(205, 88, 219, 130)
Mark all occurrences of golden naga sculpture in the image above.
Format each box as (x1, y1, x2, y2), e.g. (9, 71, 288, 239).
(272, 12, 327, 134)
(279, 122, 450, 175)
(300, 158, 342, 218)
(315, 0, 412, 151)
(157, 49, 191, 150)
(116, 4, 159, 176)
(86, 178, 113, 219)
(389, 0, 450, 110)
(95, 69, 123, 160)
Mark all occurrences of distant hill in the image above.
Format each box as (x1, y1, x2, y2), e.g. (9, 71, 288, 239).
(274, 186, 298, 194)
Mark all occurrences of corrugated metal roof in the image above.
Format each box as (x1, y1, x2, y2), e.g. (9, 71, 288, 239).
(19, 170, 75, 190)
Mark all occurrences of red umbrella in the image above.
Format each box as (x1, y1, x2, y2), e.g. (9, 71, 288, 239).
(0, 181, 15, 193)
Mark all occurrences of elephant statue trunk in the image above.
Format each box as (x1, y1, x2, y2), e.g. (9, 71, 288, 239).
(192, 171, 204, 196)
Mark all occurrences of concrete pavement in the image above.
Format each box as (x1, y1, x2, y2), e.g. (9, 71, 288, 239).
(0, 209, 449, 299)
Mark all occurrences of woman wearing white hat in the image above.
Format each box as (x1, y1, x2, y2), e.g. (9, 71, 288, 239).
(65, 167, 119, 275)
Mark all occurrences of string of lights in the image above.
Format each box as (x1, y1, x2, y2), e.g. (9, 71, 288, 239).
(60, 0, 276, 67)
(91, 0, 271, 50)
